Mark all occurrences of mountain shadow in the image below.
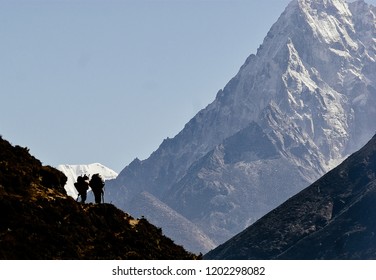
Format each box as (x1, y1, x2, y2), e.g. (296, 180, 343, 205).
(0, 136, 199, 260)
(205, 133, 376, 260)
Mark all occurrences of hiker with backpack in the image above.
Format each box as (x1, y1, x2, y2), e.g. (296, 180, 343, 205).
(74, 174, 89, 203)
(89, 173, 105, 204)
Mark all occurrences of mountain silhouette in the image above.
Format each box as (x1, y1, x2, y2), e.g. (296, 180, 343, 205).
(0, 136, 199, 260)
(205, 133, 376, 259)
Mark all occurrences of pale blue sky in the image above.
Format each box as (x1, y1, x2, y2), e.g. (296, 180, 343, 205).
(1, 0, 374, 172)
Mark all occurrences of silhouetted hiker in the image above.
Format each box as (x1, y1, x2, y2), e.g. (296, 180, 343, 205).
(90, 173, 105, 204)
(74, 174, 89, 203)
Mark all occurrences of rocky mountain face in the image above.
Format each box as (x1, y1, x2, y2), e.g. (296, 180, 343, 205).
(106, 0, 376, 250)
(205, 133, 376, 260)
(0, 136, 199, 260)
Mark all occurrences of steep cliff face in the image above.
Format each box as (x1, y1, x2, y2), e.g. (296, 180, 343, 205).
(205, 133, 376, 260)
(0, 136, 198, 260)
(107, 0, 376, 247)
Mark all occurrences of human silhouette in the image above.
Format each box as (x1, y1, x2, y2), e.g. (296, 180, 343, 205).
(89, 173, 105, 204)
(74, 174, 89, 203)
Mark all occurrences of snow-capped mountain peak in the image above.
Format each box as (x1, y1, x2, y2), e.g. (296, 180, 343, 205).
(57, 163, 118, 198)
(298, 0, 357, 50)
(107, 0, 376, 250)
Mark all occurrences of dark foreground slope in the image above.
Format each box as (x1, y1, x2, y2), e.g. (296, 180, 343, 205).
(205, 134, 376, 260)
(0, 136, 198, 260)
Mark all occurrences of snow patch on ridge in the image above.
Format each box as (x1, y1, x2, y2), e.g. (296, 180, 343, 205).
(298, 0, 357, 49)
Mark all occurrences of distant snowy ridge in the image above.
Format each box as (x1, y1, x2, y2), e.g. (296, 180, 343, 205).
(57, 163, 118, 198)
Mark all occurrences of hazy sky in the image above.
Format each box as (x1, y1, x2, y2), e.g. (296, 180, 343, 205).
(1, 0, 374, 172)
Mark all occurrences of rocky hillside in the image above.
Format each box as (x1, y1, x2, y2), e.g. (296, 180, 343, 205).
(205, 133, 376, 260)
(0, 136, 199, 260)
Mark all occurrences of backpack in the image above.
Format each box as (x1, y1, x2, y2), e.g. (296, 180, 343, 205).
(74, 175, 89, 193)
(90, 174, 104, 191)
